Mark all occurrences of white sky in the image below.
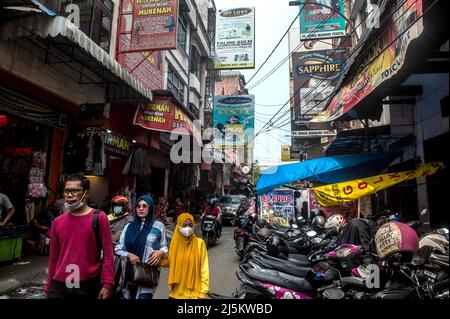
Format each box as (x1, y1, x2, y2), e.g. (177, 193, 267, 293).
(215, 0, 298, 165)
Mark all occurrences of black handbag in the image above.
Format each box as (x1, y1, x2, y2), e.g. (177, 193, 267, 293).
(132, 262, 160, 288)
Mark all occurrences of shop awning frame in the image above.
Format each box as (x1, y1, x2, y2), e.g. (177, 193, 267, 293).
(1, 15, 153, 103)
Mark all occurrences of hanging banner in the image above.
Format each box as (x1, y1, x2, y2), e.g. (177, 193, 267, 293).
(312, 162, 445, 207)
(118, 0, 178, 53)
(133, 98, 193, 135)
(214, 7, 255, 69)
(311, 0, 423, 123)
(309, 189, 359, 219)
(213, 95, 254, 149)
(259, 190, 295, 227)
(299, 0, 346, 40)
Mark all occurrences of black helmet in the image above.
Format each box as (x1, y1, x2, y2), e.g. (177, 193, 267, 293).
(312, 215, 326, 233)
(266, 235, 288, 258)
(255, 226, 272, 241)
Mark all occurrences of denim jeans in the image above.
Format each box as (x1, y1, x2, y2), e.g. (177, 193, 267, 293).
(138, 293, 153, 299)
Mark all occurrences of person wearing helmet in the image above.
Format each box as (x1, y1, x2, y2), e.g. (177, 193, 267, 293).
(109, 195, 133, 243)
(200, 197, 223, 238)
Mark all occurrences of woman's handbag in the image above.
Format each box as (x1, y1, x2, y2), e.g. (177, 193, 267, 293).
(132, 262, 160, 288)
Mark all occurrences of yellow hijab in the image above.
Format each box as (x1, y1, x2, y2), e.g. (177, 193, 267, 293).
(167, 213, 201, 291)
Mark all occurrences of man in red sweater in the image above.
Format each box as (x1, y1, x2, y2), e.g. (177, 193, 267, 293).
(45, 174, 114, 299)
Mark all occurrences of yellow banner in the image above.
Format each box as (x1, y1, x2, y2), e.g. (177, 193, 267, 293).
(312, 162, 445, 207)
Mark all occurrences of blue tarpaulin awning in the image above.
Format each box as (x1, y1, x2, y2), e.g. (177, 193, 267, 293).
(256, 153, 399, 195)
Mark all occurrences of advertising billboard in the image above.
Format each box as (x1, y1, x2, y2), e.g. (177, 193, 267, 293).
(213, 95, 254, 149)
(214, 7, 255, 69)
(299, 0, 346, 40)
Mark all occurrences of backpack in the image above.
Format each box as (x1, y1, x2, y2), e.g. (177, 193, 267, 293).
(91, 209, 123, 296)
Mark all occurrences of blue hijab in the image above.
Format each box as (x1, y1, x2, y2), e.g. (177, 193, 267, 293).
(124, 195, 155, 260)
(123, 195, 155, 294)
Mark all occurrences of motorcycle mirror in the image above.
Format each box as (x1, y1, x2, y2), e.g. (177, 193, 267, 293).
(307, 230, 317, 237)
(292, 224, 298, 229)
(420, 209, 427, 216)
(412, 245, 433, 267)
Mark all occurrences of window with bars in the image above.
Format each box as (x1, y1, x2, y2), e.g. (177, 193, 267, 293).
(190, 46, 201, 79)
(167, 66, 185, 102)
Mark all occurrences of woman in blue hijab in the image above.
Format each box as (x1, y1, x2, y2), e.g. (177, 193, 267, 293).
(115, 195, 168, 299)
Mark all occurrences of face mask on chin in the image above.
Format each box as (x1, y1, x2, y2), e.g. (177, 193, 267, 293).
(64, 191, 87, 212)
(179, 226, 194, 237)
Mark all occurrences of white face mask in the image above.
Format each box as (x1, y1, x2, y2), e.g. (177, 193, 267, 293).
(113, 206, 123, 215)
(179, 226, 194, 237)
(63, 191, 87, 212)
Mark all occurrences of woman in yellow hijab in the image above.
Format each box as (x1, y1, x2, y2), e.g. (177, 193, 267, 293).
(160, 213, 209, 299)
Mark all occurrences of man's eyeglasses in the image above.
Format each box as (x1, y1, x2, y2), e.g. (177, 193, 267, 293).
(136, 204, 148, 209)
(63, 188, 84, 196)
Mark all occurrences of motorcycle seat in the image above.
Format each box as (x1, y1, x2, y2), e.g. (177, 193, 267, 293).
(252, 255, 311, 278)
(249, 251, 311, 267)
(341, 276, 367, 289)
(243, 265, 315, 293)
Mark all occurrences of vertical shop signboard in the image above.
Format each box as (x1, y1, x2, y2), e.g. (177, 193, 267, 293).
(119, 0, 179, 53)
(214, 7, 255, 69)
(213, 95, 254, 149)
(299, 0, 346, 40)
(117, 0, 165, 91)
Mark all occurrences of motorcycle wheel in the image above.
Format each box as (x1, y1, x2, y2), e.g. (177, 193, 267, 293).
(207, 233, 216, 248)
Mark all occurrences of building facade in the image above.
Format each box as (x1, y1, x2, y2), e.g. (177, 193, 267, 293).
(0, 0, 218, 231)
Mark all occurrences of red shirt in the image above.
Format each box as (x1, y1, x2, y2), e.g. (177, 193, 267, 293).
(45, 209, 115, 292)
(203, 206, 221, 217)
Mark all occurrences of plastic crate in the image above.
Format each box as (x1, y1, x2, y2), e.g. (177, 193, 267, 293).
(0, 236, 23, 262)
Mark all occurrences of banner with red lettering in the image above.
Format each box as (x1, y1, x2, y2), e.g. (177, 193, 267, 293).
(259, 190, 295, 227)
(312, 162, 445, 207)
(133, 98, 193, 135)
(118, 0, 178, 53)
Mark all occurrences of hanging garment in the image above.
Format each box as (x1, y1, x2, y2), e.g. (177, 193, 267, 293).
(24, 201, 36, 224)
(85, 134, 95, 173)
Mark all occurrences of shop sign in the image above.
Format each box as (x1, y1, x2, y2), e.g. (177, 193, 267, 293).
(259, 190, 295, 227)
(299, 0, 346, 40)
(294, 50, 345, 81)
(118, 0, 179, 53)
(311, 0, 423, 123)
(214, 7, 255, 69)
(104, 133, 132, 157)
(292, 130, 336, 137)
(133, 98, 193, 135)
